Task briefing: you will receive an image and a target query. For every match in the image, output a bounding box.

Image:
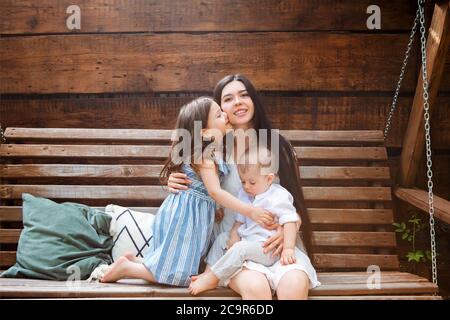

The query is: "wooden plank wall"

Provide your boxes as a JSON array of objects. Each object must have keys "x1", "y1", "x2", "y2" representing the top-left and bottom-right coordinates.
[
  {"x1": 0, "y1": 0, "x2": 448, "y2": 188},
  {"x1": 0, "y1": 1, "x2": 447, "y2": 140},
  {"x1": 0, "y1": 0, "x2": 449, "y2": 188},
  {"x1": 0, "y1": 0, "x2": 449, "y2": 292}
]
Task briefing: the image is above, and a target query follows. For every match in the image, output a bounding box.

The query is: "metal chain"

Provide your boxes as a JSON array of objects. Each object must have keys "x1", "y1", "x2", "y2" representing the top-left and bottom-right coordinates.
[
  {"x1": 418, "y1": 0, "x2": 438, "y2": 286},
  {"x1": 0, "y1": 123, "x2": 6, "y2": 144},
  {"x1": 384, "y1": 7, "x2": 420, "y2": 139}
]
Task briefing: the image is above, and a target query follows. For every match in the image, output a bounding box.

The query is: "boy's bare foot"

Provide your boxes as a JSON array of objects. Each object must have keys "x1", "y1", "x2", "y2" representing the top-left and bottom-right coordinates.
[
  {"x1": 101, "y1": 256, "x2": 131, "y2": 283},
  {"x1": 190, "y1": 275, "x2": 199, "y2": 281},
  {"x1": 188, "y1": 271, "x2": 219, "y2": 295}
]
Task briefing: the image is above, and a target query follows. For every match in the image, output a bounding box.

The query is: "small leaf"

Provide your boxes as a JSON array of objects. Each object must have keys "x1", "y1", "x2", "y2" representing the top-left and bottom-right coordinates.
[
  {"x1": 406, "y1": 251, "x2": 423, "y2": 263},
  {"x1": 402, "y1": 233, "x2": 408, "y2": 240}
]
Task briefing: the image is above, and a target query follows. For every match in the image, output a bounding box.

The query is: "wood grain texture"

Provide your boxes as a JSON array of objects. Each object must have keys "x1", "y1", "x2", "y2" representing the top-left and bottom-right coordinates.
[
  {"x1": 0, "y1": 185, "x2": 392, "y2": 202},
  {"x1": 0, "y1": 165, "x2": 391, "y2": 182},
  {"x1": 0, "y1": 144, "x2": 388, "y2": 161},
  {"x1": 398, "y1": 1, "x2": 450, "y2": 187},
  {"x1": 0, "y1": 271, "x2": 439, "y2": 298},
  {"x1": 394, "y1": 187, "x2": 450, "y2": 224},
  {"x1": 0, "y1": 0, "x2": 417, "y2": 34},
  {"x1": 2, "y1": 96, "x2": 449, "y2": 148},
  {"x1": 0, "y1": 33, "x2": 418, "y2": 93}
]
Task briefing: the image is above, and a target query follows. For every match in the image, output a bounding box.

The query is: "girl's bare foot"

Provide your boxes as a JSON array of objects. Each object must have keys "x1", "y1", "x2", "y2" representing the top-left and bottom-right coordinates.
[
  {"x1": 101, "y1": 256, "x2": 131, "y2": 283},
  {"x1": 188, "y1": 271, "x2": 219, "y2": 295},
  {"x1": 123, "y1": 251, "x2": 142, "y2": 263}
]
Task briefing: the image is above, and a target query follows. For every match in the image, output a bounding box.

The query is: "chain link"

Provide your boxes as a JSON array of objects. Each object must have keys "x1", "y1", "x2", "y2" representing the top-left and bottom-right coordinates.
[
  {"x1": 418, "y1": 0, "x2": 438, "y2": 287},
  {"x1": 384, "y1": 7, "x2": 420, "y2": 139},
  {"x1": 0, "y1": 123, "x2": 6, "y2": 144}
]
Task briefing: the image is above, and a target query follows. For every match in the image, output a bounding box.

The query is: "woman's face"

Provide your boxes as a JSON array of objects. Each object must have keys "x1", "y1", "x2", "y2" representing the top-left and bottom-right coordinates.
[{"x1": 220, "y1": 80, "x2": 255, "y2": 130}]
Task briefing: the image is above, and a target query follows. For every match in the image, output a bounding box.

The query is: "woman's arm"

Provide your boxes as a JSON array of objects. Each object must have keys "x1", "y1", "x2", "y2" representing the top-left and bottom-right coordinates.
[{"x1": 199, "y1": 164, "x2": 274, "y2": 225}]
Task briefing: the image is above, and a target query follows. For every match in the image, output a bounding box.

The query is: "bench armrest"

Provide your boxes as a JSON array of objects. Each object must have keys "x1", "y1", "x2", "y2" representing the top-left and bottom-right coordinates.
[{"x1": 394, "y1": 188, "x2": 450, "y2": 225}]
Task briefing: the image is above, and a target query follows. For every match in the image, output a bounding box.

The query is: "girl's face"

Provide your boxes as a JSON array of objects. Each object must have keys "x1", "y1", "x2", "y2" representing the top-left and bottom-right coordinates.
[
  {"x1": 204, "y1": 101, "x2": 231, "y2": 140},
  {"x1": 220, "y1": 80, "x2": 255, "y2": 130}
]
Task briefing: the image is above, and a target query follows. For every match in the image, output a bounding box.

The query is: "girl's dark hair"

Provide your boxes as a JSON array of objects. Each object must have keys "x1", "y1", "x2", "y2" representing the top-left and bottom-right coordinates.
[
  {"x1": 160, "y1": 96, "x2": 215, "y2": 183},
  {"x1": 213, "y1": 74, "x2": 312, "y2": 257}
]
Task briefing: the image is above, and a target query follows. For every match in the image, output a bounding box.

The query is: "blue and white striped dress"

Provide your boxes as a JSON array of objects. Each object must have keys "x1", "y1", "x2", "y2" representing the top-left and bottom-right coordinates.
[{"x1": 144, "y1": 161, "x2": 228, "y2": 286}]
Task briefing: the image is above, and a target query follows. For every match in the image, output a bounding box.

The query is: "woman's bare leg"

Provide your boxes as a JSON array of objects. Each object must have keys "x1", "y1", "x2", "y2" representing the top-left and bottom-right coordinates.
[
  {"x1": 276, "y1": 270, "x2": 309, "y2": 300},
  {"x1": 228, "y1": 269, "x2": 272, "y2": 300},
  {"x1": 101, "y1": 256, "x2": 155, "y2": 283}
]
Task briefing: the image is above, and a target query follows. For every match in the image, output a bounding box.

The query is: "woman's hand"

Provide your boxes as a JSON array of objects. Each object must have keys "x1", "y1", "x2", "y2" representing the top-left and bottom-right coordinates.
[
  {"x1": 167, "y1": 172, "x2": 192, "y2": 193},
  {"x1": 262, "y1": 225, "x2": 284, "y2": 258}
]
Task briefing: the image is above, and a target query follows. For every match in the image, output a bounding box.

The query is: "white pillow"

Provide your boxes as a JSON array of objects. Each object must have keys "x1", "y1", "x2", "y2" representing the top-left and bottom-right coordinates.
[{"x1": 104, "y1": 204, "x2": 155, "y2": 263}]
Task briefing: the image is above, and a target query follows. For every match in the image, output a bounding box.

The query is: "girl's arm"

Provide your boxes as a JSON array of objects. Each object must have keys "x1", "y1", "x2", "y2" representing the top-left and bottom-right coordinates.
[{"x1": 199, "y1": 164, "x2": 274, "y2": 225}]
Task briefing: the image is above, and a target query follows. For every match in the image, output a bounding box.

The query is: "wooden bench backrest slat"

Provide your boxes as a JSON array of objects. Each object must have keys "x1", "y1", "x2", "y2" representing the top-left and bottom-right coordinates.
[
  {"x1": 0, "y1": 165, "x2": 391, "y2": 181},
  {"x1": 0, "y1": 185, "x2": 392, "y2": 202},
  {"x1": 0, "y1": 207, "x2": 394, "y2": 225},
  {"x1": 1, "y1": 145, "x2": 387, "y2": 161},
  {"x1": 5, "y1": 128, "x2": 385, "y2": 145},
  {"x1": 0, "y1": 229, "x2": 397, "y2": 248}
]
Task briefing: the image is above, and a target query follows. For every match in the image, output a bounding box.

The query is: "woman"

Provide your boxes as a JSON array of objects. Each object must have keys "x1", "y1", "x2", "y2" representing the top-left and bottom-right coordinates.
[{"x1": 167, "y1": 74, "x2": 320, "y2": 299}]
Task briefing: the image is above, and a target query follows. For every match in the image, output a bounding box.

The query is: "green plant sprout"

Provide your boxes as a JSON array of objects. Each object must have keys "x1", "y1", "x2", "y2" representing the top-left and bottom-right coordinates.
[{"x1": 393, "y1": 212, "x2": 433, "y2": 263}]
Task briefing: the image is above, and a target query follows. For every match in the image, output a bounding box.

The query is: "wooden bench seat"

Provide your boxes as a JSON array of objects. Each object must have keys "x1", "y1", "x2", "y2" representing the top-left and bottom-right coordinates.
[
  {"x1": 0, "y1": 128, "x2": 441, "y2": 299},
  {"x1": 0, "y1": 272, "x2": 440, "y2": 299}
]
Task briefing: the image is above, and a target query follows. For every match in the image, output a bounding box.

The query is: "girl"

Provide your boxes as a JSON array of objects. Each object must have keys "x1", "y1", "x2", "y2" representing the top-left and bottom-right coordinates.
[
  {"x1": 167, "y1": 75, "x2": 320, "y2": 299},
  {"x1": 100, "y1": 97, "x2": 273, "y2": 286}
]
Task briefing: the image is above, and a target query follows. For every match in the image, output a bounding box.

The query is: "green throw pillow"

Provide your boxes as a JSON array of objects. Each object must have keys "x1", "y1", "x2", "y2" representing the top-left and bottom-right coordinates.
[{"x1": 1, "y1": 193, "x2": 113, "y2": 280}]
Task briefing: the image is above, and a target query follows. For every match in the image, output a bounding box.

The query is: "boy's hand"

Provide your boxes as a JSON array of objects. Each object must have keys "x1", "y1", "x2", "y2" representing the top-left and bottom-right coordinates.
[
  {"x1": 280, "y1": 248, "x2": 296, "y2": 265},
  {"x1": 215, "y1": 208, "x2": 224, "y2": 222},
  {"x1": 226, "y1": 232, "x2": 240, "y2": 249}
]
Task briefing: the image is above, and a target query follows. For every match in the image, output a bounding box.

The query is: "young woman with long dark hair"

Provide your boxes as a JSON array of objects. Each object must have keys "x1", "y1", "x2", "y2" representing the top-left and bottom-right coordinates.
[{"x1": 168, "y1": 75, "x2": 320, "y2": 299}]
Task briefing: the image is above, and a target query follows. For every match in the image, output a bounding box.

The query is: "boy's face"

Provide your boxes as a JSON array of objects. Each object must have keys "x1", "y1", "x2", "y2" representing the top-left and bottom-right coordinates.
[{"x1": 238, "y1": 165, "x2": 274, "y2": 198}]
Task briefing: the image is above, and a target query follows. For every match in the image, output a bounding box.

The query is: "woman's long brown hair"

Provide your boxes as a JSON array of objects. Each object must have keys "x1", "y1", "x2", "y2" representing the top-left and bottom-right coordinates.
[
  {"x1": 160, "y1": 96, "x2": 215, "y2": 184},
  {"x1": 213, "y1": 74, "x2": 313, "y2": 257}
]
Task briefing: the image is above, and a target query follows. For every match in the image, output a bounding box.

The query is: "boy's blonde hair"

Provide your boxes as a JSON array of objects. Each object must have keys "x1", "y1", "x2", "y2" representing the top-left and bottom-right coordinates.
[{"x1": 237, "y1": 146, "x2": 278, "y2": 176}]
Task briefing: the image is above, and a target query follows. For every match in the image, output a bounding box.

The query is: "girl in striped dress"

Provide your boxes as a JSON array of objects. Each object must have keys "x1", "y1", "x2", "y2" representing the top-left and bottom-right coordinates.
[{"x1": 101, "y1": 97, "x2": 274, "y2": 286}]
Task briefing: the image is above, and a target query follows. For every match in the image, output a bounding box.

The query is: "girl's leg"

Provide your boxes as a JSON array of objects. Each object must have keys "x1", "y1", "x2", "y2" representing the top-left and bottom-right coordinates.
[
  {"x1": 228, "y1": 269, "x2": 272, "y2": 300},
  {"x1": 276, "y1": 270, "x2": 309, "y2": 300},
  {"x1": 101, "y1": 256, "x2": 155, "y2": 283}
]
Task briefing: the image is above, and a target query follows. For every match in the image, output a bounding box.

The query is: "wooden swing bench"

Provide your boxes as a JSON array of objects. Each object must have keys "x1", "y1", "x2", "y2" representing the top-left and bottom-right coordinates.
[{"x1": 0, "y1": 127, "x2": 444, "y2": 299}]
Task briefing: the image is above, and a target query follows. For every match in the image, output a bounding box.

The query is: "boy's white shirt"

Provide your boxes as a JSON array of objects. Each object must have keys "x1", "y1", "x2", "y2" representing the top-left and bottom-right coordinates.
[{"x1": 235, "y1": 183, "x2": 299, "y2": 242}]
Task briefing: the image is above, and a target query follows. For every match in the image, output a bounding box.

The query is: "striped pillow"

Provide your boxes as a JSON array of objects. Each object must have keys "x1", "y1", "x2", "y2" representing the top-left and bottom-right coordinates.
[{"x1": 105, "y1": 205, "x2": 155, "y2": 262}]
